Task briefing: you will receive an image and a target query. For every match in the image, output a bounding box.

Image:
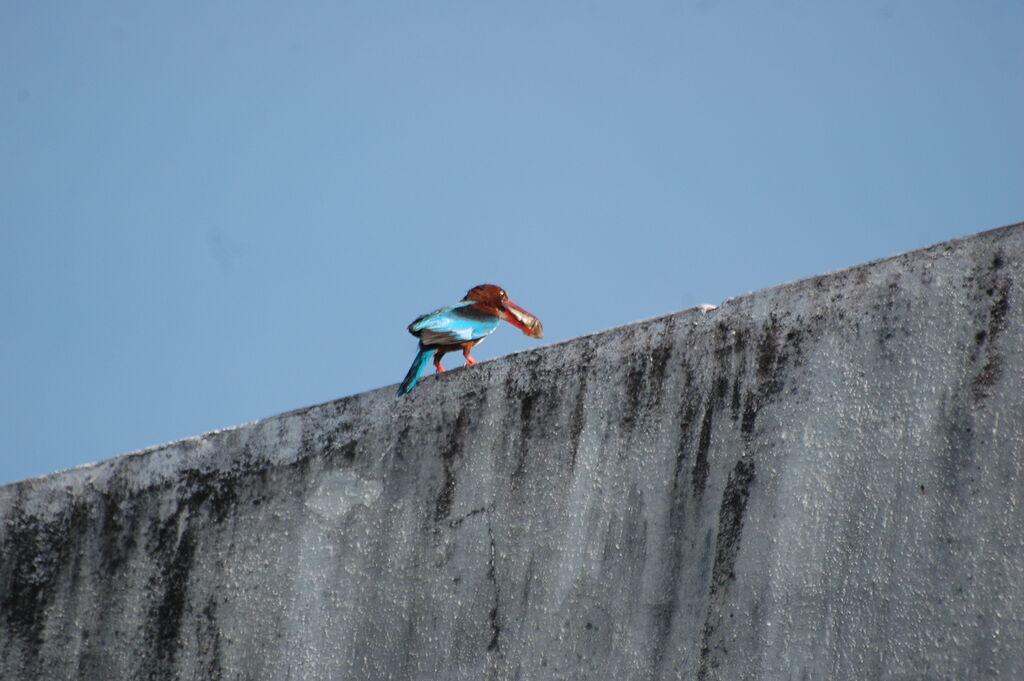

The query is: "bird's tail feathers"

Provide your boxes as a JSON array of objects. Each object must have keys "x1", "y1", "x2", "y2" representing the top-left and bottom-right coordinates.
[{"x1": 398, "y1": 346, "x2": 434, "y2": 395}]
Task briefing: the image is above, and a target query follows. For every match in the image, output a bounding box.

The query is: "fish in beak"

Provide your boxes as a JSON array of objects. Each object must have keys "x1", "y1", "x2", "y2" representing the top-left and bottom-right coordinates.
[{"x1": 501, "y1": 299, "x2": 544, "y2": 338}]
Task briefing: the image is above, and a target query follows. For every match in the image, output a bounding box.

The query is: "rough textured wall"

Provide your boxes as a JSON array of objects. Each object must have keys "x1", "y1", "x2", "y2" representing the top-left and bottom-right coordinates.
[{"x1": 2, "y1": 223, "x2": 1022, "y2": 681}]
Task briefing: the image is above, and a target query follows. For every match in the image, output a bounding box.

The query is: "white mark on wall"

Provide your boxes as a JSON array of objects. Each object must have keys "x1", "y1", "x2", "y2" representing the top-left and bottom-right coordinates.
[{"x1": 306, "y1": 470, "x2": 382, "y2": 521}]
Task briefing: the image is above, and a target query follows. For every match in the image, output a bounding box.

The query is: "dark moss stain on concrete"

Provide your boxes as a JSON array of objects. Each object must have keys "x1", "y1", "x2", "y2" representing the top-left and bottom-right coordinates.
[
  {"x1": 184, "y1": 469, "x2": 240, "y2": 524},
  {"x1": 564, "y1": 344, "x2": 596, "y2": 474},
  {"x1": 567, "y1": 379, "x2": 588, "y2": 474},
  {"x1": 97, "y1": 492, "x2": 140, "y2": 577},
  {"x1": 698, "y1": 457, "x2": 756, "y2": 681},
  {"x1": 664, "y1": 360, "x2": 703, "y2": 668},
  {"x1": 622, "y1": 340, "x2": 675, "y2": 433},
  {"x1": 505, "y1": 373, "x2": 563, "y2": 489},
  {"x1": 311, "y1": 421, "x2": 359, "y2": 467},
  {"x1": 485, "y1": 523, "x2": 502, "y2": 653},
  {"x1": 705, "y1": 372, "x2": 724, "y2": 407},
  {"x1": 304, "y1": 421, "x2": 352, "y2": 465},
  {"x1": 649, "y1": 345, "x2": 673, "y2": 402},
  {"x1": 709, "y1": 458, "x2": 756, "y2": 595},
  {"x1": 623, "y1": 363, "x2": 645, "y2": 432},
  {"x1": 337, "y1": 439, "x2": 359, "y2": 464},
  {"x1": 713, "y1": 321, "x2": 747, "y2": 364},
  {"x1": 692, "y1": 402, "x2": 714, "y2": 499},
  {"x1": 875, "y1": 273, "x2": 914, "y2": 353},
  {"x1": 673, "y1": 366, "x2": 700, "y2": 479},
  {"x1": 972, "y1": 267, "x2": 1011, "y2": 402},
  {"x1": 740, "y1": 398, "x2": 759, "y2": 440},
  {"x1": 389, "y1": 425, "x2": 413, "y2": 465},
  {"x1": 759, "y1": 317, "x2": 791, "y2": 389},
  {"x1": 198, "y1": 596, "x2": 223, "y2": 681},
  {"x1": 435, "y1": 407, "x2": 470, "y2": 522},
  {"x1": 1, "y1": 500, "x2": 88, "y2": 668},
  {"x1": 739, "y1": 317, "x2": 791, "y2": 440},
  {"x1": 0, "y1": 457, "x2": 291, "y2": 679},
  {"x1": 937, "y1": 394, "x2": 976, "y2": 506},
  {"x1": 511, "y1": 389, "x2": 539, "y2": 490},
  {"x1": 140, "y1": 467, "x2": 249, "y2": 678},
  {"x1": 149, "y1": 523, "x2": 197, "y2": 678},
  {"x1": 784, "y1": 325, "x2": 803, "y2": 354},
  {"x1": 756, "y1": 322, "x2": 780, "y2": 383},
  {"x1": 654, "y1": 453, "x2": 697, "y2": 677},
  {"x1": 730, "y1": 378, "x2": 742, "y2": 422}
]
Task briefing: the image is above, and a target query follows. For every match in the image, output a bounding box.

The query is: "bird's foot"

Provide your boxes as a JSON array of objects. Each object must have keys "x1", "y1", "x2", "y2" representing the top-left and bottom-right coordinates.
[{"x1": 464, "y1": 357, "x2": 477, "y2": 365}]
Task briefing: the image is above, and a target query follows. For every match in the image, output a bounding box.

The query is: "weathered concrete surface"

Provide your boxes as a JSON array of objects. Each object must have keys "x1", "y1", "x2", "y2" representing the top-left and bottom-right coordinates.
[{"x1": 2, "y1": 224, "x2": 1023, "y2": 681}]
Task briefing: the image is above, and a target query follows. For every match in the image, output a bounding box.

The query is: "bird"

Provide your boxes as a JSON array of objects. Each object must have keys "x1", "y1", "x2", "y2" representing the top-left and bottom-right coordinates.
[{"x1": 398, "y1": 284, "x2": 544, "y2": 394}]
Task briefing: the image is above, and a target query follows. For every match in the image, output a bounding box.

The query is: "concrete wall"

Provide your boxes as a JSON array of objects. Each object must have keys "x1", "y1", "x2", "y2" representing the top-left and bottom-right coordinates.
[{"x1": 2, "y1": 223, "x2": 1022, "y2": 681}]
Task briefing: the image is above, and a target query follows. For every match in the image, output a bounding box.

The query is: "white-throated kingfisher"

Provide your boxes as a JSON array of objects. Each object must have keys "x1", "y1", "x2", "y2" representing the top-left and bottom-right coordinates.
[{"x1": 398, "y1": 284, "x2": 544, "y2": 394}]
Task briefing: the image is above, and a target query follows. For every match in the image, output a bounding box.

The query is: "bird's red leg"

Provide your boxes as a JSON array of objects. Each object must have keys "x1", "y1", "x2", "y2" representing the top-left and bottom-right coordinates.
[
  {"x1": 461, "y1": 342, "x2": 477, "y2": 365},
  {"x1": 433, "y1": 348, "x2": 447, "y2": 373}
]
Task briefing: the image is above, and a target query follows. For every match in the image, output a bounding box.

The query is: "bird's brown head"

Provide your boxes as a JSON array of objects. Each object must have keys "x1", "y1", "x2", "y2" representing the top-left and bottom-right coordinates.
[{"x1": 464, "y1": 284, "x2": 544, "y2": 338}]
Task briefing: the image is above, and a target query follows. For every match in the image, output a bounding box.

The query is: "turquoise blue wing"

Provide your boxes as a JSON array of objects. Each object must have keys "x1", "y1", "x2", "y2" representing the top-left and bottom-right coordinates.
[{"x1": 409, "y1": 301, "x2": 500, "y2": 346}]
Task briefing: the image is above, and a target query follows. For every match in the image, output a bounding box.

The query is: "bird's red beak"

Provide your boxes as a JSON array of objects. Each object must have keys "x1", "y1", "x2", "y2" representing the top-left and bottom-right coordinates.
[{"x1": 501, "y1": 299, "x2": 544, "y2": 338}]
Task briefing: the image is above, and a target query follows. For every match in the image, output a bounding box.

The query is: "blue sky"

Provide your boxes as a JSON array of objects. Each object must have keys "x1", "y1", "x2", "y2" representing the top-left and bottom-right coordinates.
[{"x1": 2, "y1": 1, "x2": 1021, "y2": 483}]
